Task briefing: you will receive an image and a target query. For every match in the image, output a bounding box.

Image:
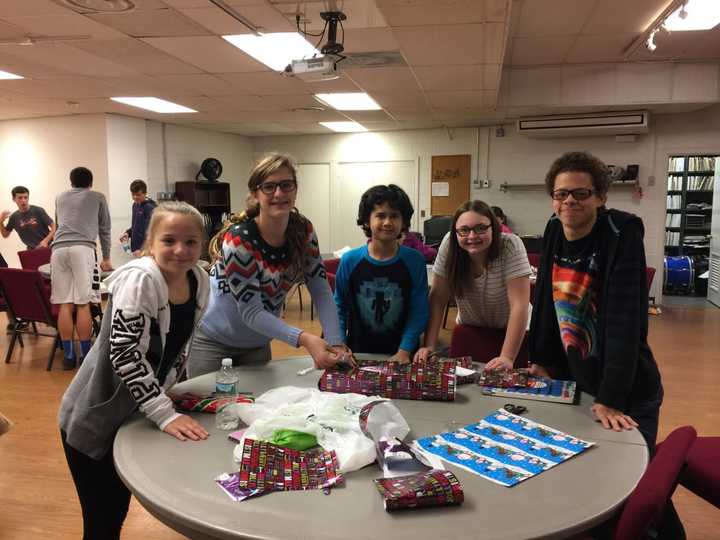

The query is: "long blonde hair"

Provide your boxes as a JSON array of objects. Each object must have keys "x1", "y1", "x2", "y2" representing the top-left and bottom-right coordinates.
[
  {"x1": 208, "y1": 153, "x2": 311, "y2": 276},
  {"x1": 140, "y1": 201, "x2": 206, "y2": 257}
]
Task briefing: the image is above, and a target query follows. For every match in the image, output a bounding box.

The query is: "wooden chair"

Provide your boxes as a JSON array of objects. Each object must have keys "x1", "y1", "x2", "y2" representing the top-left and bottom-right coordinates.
[{"x1": 0, "y1": 268, "x2": 61, "y2": 370}]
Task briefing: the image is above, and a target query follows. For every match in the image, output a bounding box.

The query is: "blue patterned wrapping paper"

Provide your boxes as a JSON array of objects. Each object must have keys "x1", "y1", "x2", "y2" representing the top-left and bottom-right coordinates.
[{"x1": 414, "y1": 408, "x2": 594, "y2": 487}]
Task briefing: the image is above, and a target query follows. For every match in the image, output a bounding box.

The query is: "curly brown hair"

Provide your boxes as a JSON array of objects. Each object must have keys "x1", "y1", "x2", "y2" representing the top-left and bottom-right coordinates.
[
  {"x1": 208, "y1": 153, "x2": 311, "y2": 276},
  {"x1": 445, "y1": 200, "x2": 502, "y2": 297},
  {"x1": 544, "y1": 151, "x2": 610, "y2": 197}
]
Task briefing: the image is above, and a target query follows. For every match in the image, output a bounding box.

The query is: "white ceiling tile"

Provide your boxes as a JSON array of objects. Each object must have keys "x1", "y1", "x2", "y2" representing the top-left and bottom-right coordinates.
[
  {"x1": 425, "y1": 90, "x2": 496, "y2": 108},
  {"x1": 372, "y1": 92, "x2": 429, "y2": 110},
  {"x1": 304, "y1": 75, "x2": 363, "y2": 94},
  {"x1": 387, "y1": 110, "x2": 432, "y2": 121},
  {"x1": 87, "y1": 9, "x2": 212, "y2": 38},
  {"x1": 0, "y1": 19, "x2": 35, "y2": 40},
  {"x1": 178, "y1": 8, "x2": 255, "y2": 35},
  {"x1": 394, "y1": 23, "x2": 506, "y2": 66},
  {"x1": 153, "y1": 74, "x2": 235, "y2": 96},
  {"x1": 343, "y1": 67, "x2": 420, "y2": 92},
  {"x1": 355, "y1": 120, "x2": 401, "y2": 131},
  {"x1": 217, "y1": 71, "x2": 313, "y2": 95},
  {"x1": 341, "y1": 110, "x2": 395, "y2": 122},
  {"x1": 0, "y1": 51, "x2": 72, "y2": 78},
  {"x1": 225, "y1": 4, "x2": 295, "y2": 33},
  {"x1": 271, "y1": 0, "x2": 387, "y2": 31},
  {"x1": 0, "y1": 0, "x2": 68, "y2": 17},
  {"x1": 0, "y1": 42, "x2": 140, "y2": 77},
  {"x1": 375, "y1": 0, "x2": 505, "y2": 26},
  {"x1": 510, "y1": 36, "x2": 576, "y2": 66},
  {"x1": 72, "y1": 39, "x2": 202, "y2": 75},
  {"x1": 583, "y1": 0, "x2": 668, "y2": 35},
  {"x1": 414, "y1": 64, "x2": 501, "y2": 91},
  {"x1": 3, "y1": 13, "x2": 127, "y2": 39},
  {"x1": 682, "y1": 30, "x2": 720, "y2": 60},
  {"x1": 142, "y1": 36, "x2": 267, "y2": 73},
  {"x1": 513, "y1": 0, "x2": 595, "y2": 37},
  {"x1": 0, "y1": 77, "x2": 119, "y2": 98},
  {"x1": 566, "y1": 34, "x2": 634, "y2": 63},
  {"x1": 341, "y1": 28, "x2": 399, "y2": 53}
]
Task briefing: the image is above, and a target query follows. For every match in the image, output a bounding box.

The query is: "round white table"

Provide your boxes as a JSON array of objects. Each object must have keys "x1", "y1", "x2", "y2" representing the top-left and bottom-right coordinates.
[{"x1": 114, "y1": 356, "x2": 648, "y2": 540}]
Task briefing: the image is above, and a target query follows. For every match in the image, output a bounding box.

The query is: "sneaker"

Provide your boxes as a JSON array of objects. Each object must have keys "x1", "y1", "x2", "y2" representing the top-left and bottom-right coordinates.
[{"x1": 63, "y1": 357, "x2": 77, "y2": 370}]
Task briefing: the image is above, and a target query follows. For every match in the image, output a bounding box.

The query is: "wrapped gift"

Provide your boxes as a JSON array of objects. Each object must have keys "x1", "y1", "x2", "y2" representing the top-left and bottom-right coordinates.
[
  {"x1": 171, "y1": 393, "x2": 253, "y2": 414},
  {"x1": 319, "y1": 358, "x2": 457, "y2": 401},
  {"x1": 477, "y1": 368, "x2": 530, "y2": 389},
  {"x1": 374, "y1": 470, "x2": 464, "y2": 511}
]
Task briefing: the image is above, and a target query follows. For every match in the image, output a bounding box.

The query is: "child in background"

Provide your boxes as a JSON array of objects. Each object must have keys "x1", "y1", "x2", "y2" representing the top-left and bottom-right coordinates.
[
  {"x1": 335, "y1": 184, "x2": 429, "y2": 363},
  {"x1": 119, "y1": 179, "x2": 157, "y2": 257},
  {"x1": 59, "y1": 201, "x2": 210, "y2": 540},
  {"x1": 492, "y1": 206, "x2": 513, "y2": 234}
]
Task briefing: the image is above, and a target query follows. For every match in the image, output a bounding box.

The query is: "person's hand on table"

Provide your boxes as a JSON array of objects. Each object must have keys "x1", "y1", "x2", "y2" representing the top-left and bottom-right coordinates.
[
  {"x1": 100, "y1": 259, "x2": 113, "y2": 272},
  {"x1": 388, "y1": 349, "x2": 411, "y2": 364},
  {"x1": 591, "y1": 403, "x2": 638, "y2": 432},
  {"x1": 529, "y1": 363, "x2": 551, "y2": 378},
  {"x1": 413, "y1": 346, "x2": 435, "y2": 362},
  {"x1": 163, "y1": 414, "x2": 209, "y2": 441},
  {"x1": 484, "y1": 355, "x2": 513, "y2": 371}
]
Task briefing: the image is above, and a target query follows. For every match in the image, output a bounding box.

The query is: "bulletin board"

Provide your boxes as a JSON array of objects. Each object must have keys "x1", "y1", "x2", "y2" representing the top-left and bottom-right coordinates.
[{"x1": 430, "y1": 155, "x2": 470, "y2": 216}]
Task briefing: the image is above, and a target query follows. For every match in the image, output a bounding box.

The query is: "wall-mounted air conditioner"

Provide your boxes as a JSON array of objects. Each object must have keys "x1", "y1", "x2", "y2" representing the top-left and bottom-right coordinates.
[{"x1": 517, "y1": 111, "x2": 649, "y2": 138}]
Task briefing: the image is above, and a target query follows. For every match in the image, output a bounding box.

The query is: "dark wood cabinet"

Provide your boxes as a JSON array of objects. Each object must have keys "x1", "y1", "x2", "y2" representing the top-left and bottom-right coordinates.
[{"x1": 175, "y1": 181, "x2": 231, "y2": 245}]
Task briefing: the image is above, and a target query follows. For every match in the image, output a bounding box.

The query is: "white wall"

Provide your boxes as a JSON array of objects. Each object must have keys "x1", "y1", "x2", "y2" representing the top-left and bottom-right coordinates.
[
  {"x1": 146, "y1": 121, "x2": 254, "y2": 213},
  {"x1": 0, "y1": 114, "x2": 108, "y2": 268},
  {"x1": 252, "y1": 106, "x2": 720, "y2": 301}
]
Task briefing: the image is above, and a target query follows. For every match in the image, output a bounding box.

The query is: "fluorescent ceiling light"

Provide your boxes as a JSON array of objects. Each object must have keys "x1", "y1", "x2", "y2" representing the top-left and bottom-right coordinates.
[
  {"x1": 315, "y1": 93, "x2": 381, "y2": 111},
  {"x1": 664, "y1": 0, "x2": 720, "y2": 31},
  {"x1": 0, "y1": 70, "x2": 23, "y2": 80},
  {"x1": 110, "y1": 97, "x2": 197, "y2": 113},
  {"x1": 222, "y1": 33, "x2": 320, "y2": 72},
  {"x1": 319, "y1": 121, "x2": 368, "y2": 133}
]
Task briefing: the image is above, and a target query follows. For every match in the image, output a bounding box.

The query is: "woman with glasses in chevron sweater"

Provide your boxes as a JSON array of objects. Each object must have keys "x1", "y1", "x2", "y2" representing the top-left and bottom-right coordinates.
[{"x1": 187, "y1": 153, "x2": 350, "y2": 377}]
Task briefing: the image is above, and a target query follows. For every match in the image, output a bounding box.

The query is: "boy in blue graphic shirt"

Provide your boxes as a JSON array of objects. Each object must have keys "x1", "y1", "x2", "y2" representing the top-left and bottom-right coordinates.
[{"x1": 334, "y1": 185, "x2": 429, "y2": 363}]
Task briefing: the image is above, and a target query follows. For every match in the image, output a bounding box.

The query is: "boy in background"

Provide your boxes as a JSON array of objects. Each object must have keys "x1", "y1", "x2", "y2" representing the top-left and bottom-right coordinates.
[
  {"x1": 52, "y1": 167, "x2": 112, "y2": 369},
  {"x1": 0, "y1": 186, "x2": 55, "y2": 249},
  {"x1": 334, "y1": 184, "x2": 429, "y2": 363},
  {"x1": 119, "y1": 179, "x2": 156, "y2": 257}
]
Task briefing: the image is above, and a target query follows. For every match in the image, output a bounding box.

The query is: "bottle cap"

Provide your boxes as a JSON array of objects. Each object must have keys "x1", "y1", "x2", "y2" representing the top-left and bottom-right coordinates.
[{"x1": 221, "y1": 357, "x2": 232, "y2": 367}]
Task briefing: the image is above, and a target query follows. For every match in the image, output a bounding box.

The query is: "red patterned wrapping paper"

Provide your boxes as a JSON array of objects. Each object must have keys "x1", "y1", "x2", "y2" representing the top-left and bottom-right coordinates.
[
  {"x1": 374, "y1": 470, "x2": 464, "y2": 511},
  {"x1": 319, "y1": 358, "x2": 457, "y2": 401},
  {"x1": 477, "y1": 368, "x2": 530, "y2": 388},
  {"x1": 237, "y1": 438, "x2": 343, "y2": 493},
  {"x1": 171, "y1": 394, "x2": 254, "y2": 413}
]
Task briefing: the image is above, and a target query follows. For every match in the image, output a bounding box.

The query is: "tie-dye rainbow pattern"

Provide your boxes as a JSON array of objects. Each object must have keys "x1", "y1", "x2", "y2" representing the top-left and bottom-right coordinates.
[{"x1": 552, "y1": 252, "x2": 599, "y2": 360}]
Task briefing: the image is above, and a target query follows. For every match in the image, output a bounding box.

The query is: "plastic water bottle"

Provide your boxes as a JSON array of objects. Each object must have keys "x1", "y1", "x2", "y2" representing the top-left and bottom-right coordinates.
[
  {"x1": 215, "y1": 358, "x2": 239, "y2": 430},
  {"x1": 121, "y1": 238, "x2": 132, "y2": 255}
]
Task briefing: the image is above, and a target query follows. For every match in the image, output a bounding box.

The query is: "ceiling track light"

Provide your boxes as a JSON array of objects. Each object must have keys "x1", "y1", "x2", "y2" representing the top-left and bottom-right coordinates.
[{"x1": 646, "y1": 28, "x2": 659, "y2": 51}]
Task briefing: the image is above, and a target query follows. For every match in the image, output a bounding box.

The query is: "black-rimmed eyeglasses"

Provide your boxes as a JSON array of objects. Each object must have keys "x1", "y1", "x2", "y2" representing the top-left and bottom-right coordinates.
[
  {"x1": 551, "y1": 188, "x2": 595, "y2": 201},
  {"x1": 256, "y1": 180, "x2": 297, "y2": 195},
  {"x1": 455, "y1": 224, "x2": 492, "y2": 237}
]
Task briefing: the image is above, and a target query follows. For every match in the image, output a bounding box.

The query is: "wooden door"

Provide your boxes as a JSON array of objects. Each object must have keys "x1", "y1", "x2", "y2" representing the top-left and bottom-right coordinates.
[{"x1": 430, "y1": 155, "x2": 470, "y2": 216}]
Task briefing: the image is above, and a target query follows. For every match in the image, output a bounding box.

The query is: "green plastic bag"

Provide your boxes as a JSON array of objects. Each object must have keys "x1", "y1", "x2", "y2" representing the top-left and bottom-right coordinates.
[{"x1": 269, "y1": 429, "x2": 318, "y2": 451}]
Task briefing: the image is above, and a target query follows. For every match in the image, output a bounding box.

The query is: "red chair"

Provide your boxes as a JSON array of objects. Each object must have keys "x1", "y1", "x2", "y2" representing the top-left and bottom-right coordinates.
[
  {"x1": 0, "y1": 268, "x2": 61, "y2": 370},
  {"x1": 678, "y1": 437, "x2": 720, "y2": 509},
  {"x1": 612, "y1": 426, "x2": 696, "y2": 540},
  {"x1": 527, "y1": 252, "x2": 541, "y2": 268},
  {"x1": 17, "y1": 247, "x2": 51, "y2": 271},
  {"x1": 449, "y1": 324, "x2": 529, "y2": 368}
]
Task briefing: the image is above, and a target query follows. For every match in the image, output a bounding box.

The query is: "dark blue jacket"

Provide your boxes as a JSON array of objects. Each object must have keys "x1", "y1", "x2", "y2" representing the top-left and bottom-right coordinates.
[{"x1": 127, "y1": 198, "x2": 157, "y2": 251}]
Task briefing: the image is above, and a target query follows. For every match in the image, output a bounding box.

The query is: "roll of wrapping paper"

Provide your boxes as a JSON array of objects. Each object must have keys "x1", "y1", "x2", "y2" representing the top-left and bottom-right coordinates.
[
  {"x1": 319, "y1": 357, "x2": 458, "y2": 401},
  {"x1": 172, "y1": 393, "x2": 254, "y2": 413},
  {"x1": 374, "y1": 470, "x2": 464, "y2": 511}
]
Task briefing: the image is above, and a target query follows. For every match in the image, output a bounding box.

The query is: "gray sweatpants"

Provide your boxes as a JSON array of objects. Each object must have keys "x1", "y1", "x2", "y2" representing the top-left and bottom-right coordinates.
[{"x1": 186, "y1": 327, "x2": 272, "y2": 378}]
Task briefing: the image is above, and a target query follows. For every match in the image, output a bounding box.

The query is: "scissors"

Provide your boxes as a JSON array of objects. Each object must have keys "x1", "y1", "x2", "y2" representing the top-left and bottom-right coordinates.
[{"x1": 504, "y1": 403, "x2": 528, "y2": 415}]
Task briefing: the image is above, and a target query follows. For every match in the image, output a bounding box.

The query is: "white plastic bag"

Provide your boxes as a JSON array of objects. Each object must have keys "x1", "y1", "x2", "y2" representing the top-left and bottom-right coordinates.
[{"x1": 234, "y1": 386, "x2": 409, "y2": 473}]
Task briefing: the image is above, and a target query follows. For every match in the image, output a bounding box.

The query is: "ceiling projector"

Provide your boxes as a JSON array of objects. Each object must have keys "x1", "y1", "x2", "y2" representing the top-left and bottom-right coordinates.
[{"x1": 284, "y1": 56, "x2": 339, "y2": 82}]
